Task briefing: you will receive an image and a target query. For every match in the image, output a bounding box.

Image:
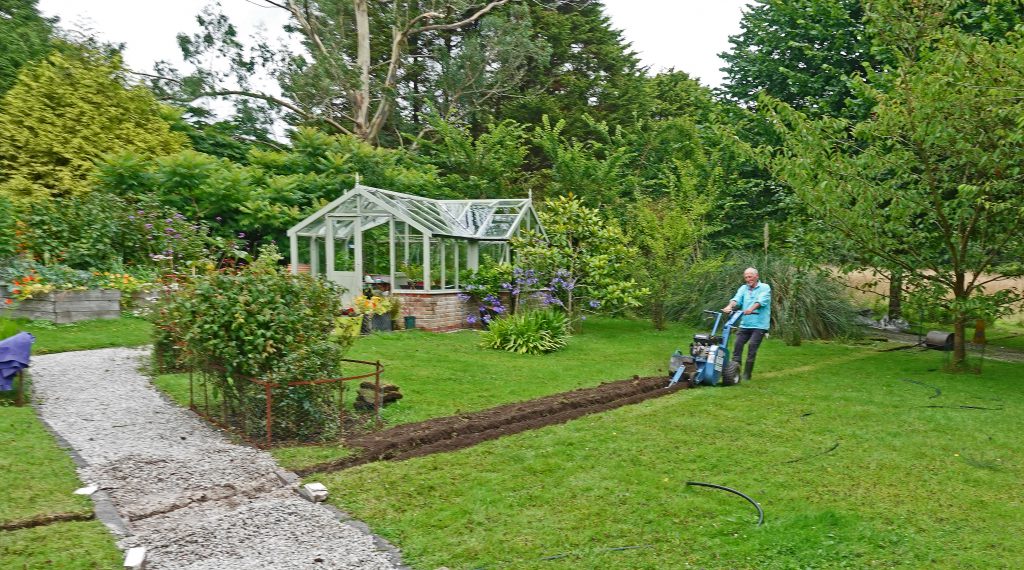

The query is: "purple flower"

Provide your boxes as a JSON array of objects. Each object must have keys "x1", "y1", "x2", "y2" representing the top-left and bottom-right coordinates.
[
  {"x1": 238, "y1": 232, "x2": 245, "y2": 238},
  {"x1": 144, "y1": 223, "x2": 153, "y2": 229},
  {"x1": 501, "y1": 282, "x2": 511, "y2": 290},
  {"x1": 128, "y1": 215, "x2": 135, "y2": 221},
  {"x1": 457, "y1": 293, "x2": 471, "y2": 302},
  {"x1": 466, "y1": 315, "x2": 478, "y2": 324},
  {"x1": 137, "y1": 210, "x2": 145, "y2": 215},
  {"x1": 492, "y1": 305, "x2": 505, "y2": 314},
  {"x1": 215, "y1": 216, "x2": 222, "y2": 222},
  {"x1": 589, "y1": 299, "x2": 601, "y2": 308}
]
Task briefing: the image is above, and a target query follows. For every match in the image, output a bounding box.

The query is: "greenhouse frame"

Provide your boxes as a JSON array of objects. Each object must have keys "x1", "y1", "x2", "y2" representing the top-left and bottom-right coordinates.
[{"x1": 287, "y1": 184, "x2": 543, "y2": 304}]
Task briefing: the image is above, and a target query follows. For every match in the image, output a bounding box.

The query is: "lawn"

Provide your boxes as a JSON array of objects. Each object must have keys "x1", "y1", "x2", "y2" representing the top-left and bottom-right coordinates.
[
  {"x1": 1, "y1": 316, "x2": 153, "y2": 354},
  {"x1": 0, "y1": 317, "x2": 146, "y2": 568},
  {"x1": 0, "y1": 404, "x2": 123, "y2": 569},
  {"x1": 154, "y1": 317, "x2": 695, "y2": 469},
  {"x1": 313, "y1": 337, "x2": 1024, "y2": 569}
]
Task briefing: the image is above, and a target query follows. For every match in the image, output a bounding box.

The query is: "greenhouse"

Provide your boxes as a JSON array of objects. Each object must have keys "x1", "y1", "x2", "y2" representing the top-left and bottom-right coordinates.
[{"x1": 287, "y1": 184, "x2": 543, "y2": 321}]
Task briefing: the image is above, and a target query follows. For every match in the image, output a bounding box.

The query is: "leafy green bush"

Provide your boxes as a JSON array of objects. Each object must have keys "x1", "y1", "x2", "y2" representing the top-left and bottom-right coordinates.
[
  {"x1": 154, "y1": 245, "x2": 349, "y2": 442},
  {"x1": 13, "y1": 192, "x2": 218, "y2": 273},
  {"x1": 667, "y1": 253, "x2": 862, "y2": 344},
  {"x1": 481, "y1": 310, "x2": 570, "y2": 355}
]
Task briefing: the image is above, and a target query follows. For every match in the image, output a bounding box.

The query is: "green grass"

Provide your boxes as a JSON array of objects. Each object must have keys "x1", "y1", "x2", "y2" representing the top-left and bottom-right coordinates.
[
  {"x1": 1, "y1": 316, "x2": 152, "y2": 354},
  {"x1": 0, "y1": 316, "x2": 147, "y2": 563},
  {"x1": 0, "y1": 403, "x2": 119, "y2": 568},
  {"x1": 314, "y1": 340, "x2": 1024, "y2": 569},
  {"x1": 154, "y1": 317, "x2": 693, "y2": 470},
  {"x1": 986, "y1": 318, "x2": 1024, "y2": 352},
  {"x1": 0, "y1": 406, "x2": 95, "y2": 524},
  {"x1": 345, "y1": 317, "x2": 691, "y2": 425},
  {"x1": 0, "y1": 521, "x2": 123, "y2": 569}
]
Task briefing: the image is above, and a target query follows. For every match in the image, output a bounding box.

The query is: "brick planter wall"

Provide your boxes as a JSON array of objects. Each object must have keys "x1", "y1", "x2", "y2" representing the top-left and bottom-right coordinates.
[
  {"x1": 1, "y1": 288, "x2": 121, "y2": 324},
  {"x1": 395, "y1": 291, "x2": 477, "y2": 332}
]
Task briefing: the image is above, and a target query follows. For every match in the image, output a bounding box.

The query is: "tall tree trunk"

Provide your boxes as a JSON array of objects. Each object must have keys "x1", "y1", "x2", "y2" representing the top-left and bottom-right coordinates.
[
  {"x1": 888, "y1": 271, "x2": 903, "y2": 320},
  {"x1": 651, "y1": 298, "x2": 666, "y2": 331},
  {"x1": 353, "y1": 0, "x2": 371, "y2": 140},
  {"x1": 952, "y1": 273, "x2": 967, "y2": 368}
]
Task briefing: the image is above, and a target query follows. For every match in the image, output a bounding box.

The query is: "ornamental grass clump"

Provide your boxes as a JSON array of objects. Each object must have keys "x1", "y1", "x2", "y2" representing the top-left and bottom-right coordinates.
[
  {"x1": 481, "y1": 310, "x2": 569, "y2": 355},
  {"x1": 154, "y1": 245, "x2": 350, "y2": 442}
]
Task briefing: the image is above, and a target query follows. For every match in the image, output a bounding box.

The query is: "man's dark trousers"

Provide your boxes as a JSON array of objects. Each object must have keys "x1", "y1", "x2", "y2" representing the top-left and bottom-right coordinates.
[{"x1": 732, "y1": 328, "x2": 767, "y2": 380}]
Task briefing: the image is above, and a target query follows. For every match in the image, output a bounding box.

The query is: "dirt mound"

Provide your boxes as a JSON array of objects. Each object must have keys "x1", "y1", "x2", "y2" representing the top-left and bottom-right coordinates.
[{"x1": 296, "y1": 375, "x2": 684, "y2": 476}]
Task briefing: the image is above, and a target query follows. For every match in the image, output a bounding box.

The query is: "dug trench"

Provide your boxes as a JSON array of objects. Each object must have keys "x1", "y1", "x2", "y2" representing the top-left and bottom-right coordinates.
[{"x1": 295, "y1": 375, "x2": 686, "y2": 476}]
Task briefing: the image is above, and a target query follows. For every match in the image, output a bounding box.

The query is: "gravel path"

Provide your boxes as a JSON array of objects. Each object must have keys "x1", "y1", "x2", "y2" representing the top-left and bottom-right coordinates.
[{"x1": 30, "y1": 347, "x2": 405, "y2": 570}]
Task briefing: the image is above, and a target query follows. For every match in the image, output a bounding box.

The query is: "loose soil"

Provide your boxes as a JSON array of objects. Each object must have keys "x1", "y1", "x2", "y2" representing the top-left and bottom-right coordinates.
[{"x1": 296, "y1": 375, "x2": 686, "y2": 476}]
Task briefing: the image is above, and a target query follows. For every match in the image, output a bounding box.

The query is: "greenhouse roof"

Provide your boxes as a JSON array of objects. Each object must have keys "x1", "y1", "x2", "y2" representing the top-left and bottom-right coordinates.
[{"x1": 287, "y1": 184, "x2": 542, "y2": 241}]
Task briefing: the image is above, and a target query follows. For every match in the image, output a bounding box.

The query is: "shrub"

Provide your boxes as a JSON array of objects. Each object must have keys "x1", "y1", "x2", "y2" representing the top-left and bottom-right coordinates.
[
  {"x1": 481, "y1": 310, "x2": 570, "y2": 354},
  {"x1": 154, "y1": 245, "x2": 348, "y2": 442},
  {"x1": 13, "y1": 192, "x2": 219, "y2": 273},
  {"x1": 667, "y1": 253, "x2": 862, "y2": 344}
]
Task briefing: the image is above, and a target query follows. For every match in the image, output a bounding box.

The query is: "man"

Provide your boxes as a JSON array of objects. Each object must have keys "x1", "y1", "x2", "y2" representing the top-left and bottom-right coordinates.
[{"x1": 722, "y1": 267, "x2": 771, "y2": 381}]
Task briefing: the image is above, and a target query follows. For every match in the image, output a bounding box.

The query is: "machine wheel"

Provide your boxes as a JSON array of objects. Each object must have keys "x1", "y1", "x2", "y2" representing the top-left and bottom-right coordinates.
[{"x1": 721, "y1": 361, "x2": 740, "y2": 386}]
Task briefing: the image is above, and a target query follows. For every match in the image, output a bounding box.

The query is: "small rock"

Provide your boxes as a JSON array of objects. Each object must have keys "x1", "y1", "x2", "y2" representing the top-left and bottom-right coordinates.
[
  {"x1": 298, "y1": 482, "x2": 328, "y2": 502},
  {"x1": 74, "y1": 484, "x2": 99, "y2": 495},
  {"x1": 123, "y1": 546, "x2": 146, "y2": 569}
]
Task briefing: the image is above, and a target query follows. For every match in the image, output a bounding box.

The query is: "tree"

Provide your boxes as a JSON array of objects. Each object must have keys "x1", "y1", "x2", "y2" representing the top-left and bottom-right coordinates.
[
  {"x1": 765, "y1": 28, "x2": 1024, "y2": 367},
  {"x1": 417, "y1": 117, "x2": 529, "y2": 198},
  {"x1": 512, "y1": 195, "x2": 645, "y2": 331},
  {"x1": 0, "y1": 47, "x2": 188, "y2": 202},
  {"x1": 94, "y1": 127, "x2": 449, "y2": 245},
  {"x1": 157, "y1": 0, "x2": 539, "y2": 146},
  {"x1": 488, "y1": 1, "x2": 649, "y2": 140},
  {"x1": 629, "y1": 187, "x2": 717, "y2": 330},
  {"x1": 720, "y1": 0, "x2": 877, "y2": 120},
  {"x1": 0, "y1": 0, "x2": 54, "y2": 96}
]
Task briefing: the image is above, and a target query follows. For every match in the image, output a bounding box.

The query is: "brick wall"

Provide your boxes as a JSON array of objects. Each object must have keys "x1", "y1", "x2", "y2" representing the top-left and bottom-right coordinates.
[{"x1": 395, "y1": 292, "x2": 477, "y2": 332}]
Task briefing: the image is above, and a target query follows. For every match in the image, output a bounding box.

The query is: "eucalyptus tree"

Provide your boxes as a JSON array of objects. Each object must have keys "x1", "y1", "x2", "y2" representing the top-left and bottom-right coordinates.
[{"x1": 152, "y1": 0, "x2": 554, "y2": 146}]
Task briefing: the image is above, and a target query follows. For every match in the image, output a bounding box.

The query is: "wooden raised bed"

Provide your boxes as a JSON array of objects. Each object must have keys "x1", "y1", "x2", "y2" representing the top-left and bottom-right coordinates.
[{"x1": 1, "y1": 287, "x2": 121, "y2": 324}]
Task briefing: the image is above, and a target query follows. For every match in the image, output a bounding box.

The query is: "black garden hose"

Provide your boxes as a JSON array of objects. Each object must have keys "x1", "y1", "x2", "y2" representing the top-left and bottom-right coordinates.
[
  {"x1": 896, "y1": 377, "x2": 942, "y2": 398},
  {"x1": 783, "y1": 442, "x2": 840, "y2": 464},
  {"x1": 685, "y1": 481, "x2": 764, "y2": 526}
]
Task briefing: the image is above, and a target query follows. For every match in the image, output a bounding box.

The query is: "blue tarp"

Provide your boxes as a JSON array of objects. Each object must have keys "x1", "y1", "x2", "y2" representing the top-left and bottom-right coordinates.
[{"x1": 0, "y1": 332, "x2": 34, "y2": 391}]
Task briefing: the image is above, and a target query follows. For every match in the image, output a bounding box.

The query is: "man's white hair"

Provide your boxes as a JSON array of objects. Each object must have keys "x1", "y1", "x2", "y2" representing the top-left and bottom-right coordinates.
[{"x1": 744, "y1": 267, "x2": 759, "y2": 277}]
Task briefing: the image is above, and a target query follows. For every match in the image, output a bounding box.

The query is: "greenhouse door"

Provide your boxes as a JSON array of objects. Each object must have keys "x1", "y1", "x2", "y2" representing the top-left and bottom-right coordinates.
[{"x1": 326, "y1": 215, "x2": 363, "y2": 306}]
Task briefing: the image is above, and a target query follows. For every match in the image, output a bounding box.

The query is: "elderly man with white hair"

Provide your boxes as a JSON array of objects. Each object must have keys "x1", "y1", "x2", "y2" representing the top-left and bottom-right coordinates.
[{"x1": 722, "y1": 267, "x2": 772, "y2": 381}]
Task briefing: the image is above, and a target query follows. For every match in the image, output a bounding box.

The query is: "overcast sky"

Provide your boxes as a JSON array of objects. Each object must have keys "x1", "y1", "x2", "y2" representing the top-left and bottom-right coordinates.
[{"x1": 37, "y1": 0, "x2": 751, "y2": 88}]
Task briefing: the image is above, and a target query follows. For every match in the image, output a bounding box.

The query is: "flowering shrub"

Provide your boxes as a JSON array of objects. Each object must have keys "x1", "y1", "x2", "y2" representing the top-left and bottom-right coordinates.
[
  {"x1": 352, "y1": 294, "x2": 394, "y2": 316},
  {"x1": 459, "y1": 263, "x2": 606, "y2": 329},
  {"x1": 154, "y1": 244, "x2": 348, "y2": 442},
  {"x1": 459, "y1": 263, "x2": 513, "y2": 326},
  {"x1": 1, "y1": 259, "x2": 91, "y2": 300},
  {"x1": 0, "y1": 258, "x2": 156, "y2": 301},
  {"x1": 92, "y1": 271, "x2": 153, "y2": 294}
]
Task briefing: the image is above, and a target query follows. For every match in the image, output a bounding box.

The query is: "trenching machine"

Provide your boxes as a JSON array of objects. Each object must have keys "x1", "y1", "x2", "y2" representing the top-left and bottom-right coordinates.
[{"x1": 668, "y1": 310, "x2": 743, "y2": 387}]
